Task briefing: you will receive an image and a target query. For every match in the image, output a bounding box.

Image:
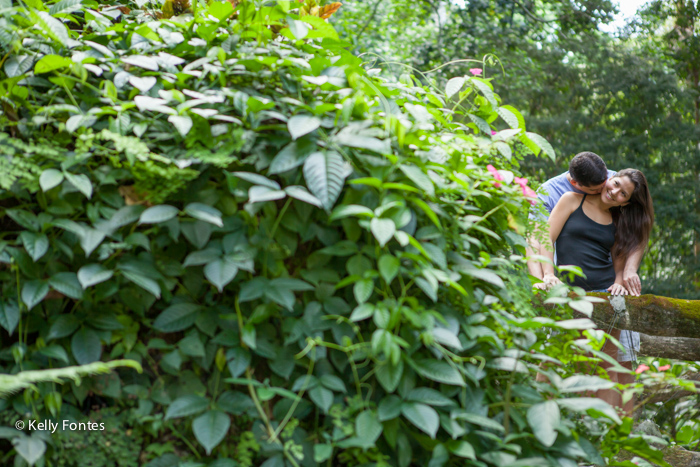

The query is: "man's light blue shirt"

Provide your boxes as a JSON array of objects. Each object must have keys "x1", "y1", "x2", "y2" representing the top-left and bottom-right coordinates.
[{"x1": 534, "y1": 169, "x2": 617, "y2": 219}]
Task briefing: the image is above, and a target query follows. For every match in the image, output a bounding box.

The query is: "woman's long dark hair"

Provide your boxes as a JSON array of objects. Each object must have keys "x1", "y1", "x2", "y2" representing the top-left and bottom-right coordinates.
[{"x1": 610, "y1": 169, "x2": 654, "y2": 260}]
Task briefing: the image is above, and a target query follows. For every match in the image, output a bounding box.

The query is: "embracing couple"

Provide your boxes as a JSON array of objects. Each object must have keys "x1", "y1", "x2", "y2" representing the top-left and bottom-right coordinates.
[{"x1": 527, "y1": 152, "x2": 654, "y2": 413}]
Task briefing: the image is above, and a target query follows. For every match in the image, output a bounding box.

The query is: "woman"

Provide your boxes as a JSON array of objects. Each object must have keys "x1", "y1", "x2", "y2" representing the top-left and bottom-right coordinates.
[{"x1": 540, "y1": 168, "x2": 654, "y2": 414}]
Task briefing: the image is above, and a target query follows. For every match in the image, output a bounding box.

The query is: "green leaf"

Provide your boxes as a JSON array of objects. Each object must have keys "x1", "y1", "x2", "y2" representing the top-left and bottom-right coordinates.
[
  {"x1": 458, "y1": 266, "x2": 505, "y2": 289},
  {"x1": 407, "y1": 387, "x2": 456, "y2": 407},
  {"x1": 355, "y1": 410, "x2": 383, "y2": 447},
  {"x1": 370, "y1": 218, "x2": 396, "y2": 247},
  {"x1": 230, "y1": 171, "x2": 280, "y2": 190},
  {"x1": 226, "y1": 347, "x2": 251, "y2": 378},
  {"x1": 559, "y1": 375, "x2": 616, "y2": 393},
  {"x1": 39, "y1": 345, "x2": 70, "y2": 364},
  {"x1": 400, "y1": 166, "x2": 435, "y2": 197},
  {"x1": 139, "y1": 205, "x2": 179, "y2": 224},
  {"x1": 71, "y1": 327, "x2": 102, "y2": 364},
  {"x1": 448, "y1": 441, "x2": 476, "y2": 459},
  {"x1": 20, "y1": 232, "x2": 49, "y2": 261},
  {"x1": 314, "y1": 444, "x2": 333, "y2": 463},
  {"x1": 185, "y1": 203, "x2": 223, "y2": 228},
  {"x1": 401, "y1": 402, "x2": 439, "y2": 439},
  {"x1": 527, "y1": 400, "x2": 560, "y2": 447},
  {"x1": 494, "y1": 141, "x2": 512, "y2": 160},
  {"x1": 378, "y1": 395, "x2": 402, "y2": 421},
  {"x1": 454, "y1": 412, "x2": 505, "y2": 432},
  {"x1": 122, "y1": 55, "x2": 159, "y2": 71},
  {"x1": 268, "y1": 140, "x2": 316, "y2": 174},
  {"x1": 569, "y1": 300, "x2": 594, "y2": 316},
  {"x1": 284, "y1": 185, "x2": 322, "y2": 208},
  {"x1": 77, "y1": 264, "x2": 114, "y2": 288},
  {"x1": 192, "y1": 410, "x2": 230, "y2": 455},
  {"x1": 287, "y1": 18, "x2": 310, "y2": 40},
  {"x1": 13, "y1": 436, "x2": 46, "y2": 466},
  {"x1": 22, "y1": 280, "x2": 49, "y2": 310},
  {"x1": 34, "y1": 55, "x2": 71, "y2": 75},
  {"x1": 7, "y1": 209, "x2": 39, "y2": 231},
  {"x1": 121, "y1": 270, "x2": 161, "y2": 298},
  {"x1": 320, "y1": 375, "x2": 346, "y2": 393},
  {"x1": 48, "y1": 272, "x2": 83, "y2": 300},
  {"x1": 497, "y1": 107, "x2": 519, "y2": 129},
  {"x1": 288, "y1": 115, "x2": 321, "y2": 140},
  {"x1": 248, "y1": 185, "x2": 286, "y2": 203},
  {"x1": 0, "y1": 301, "x2": 19, "y2": 335},
  {"x1": 47, "y1": 315, "x2": 80, "y2": 340},
  {"x1": 330, "y1": 204, "x2": 374, "y2": 221},
  {"x1": 469, "y1": 77, "x2": 497, "y2": 106},
  {"x1": 487, "y1": 357, "x2": 528, "y2": 373},
  {"x1": 525, "y1": 132, "x2": 556, "y2": 161},
  {"x1": 78, "y1": 228, "x2": 105, "y2": 257},
  {"x1": 39, "y1": 169, "x2": 64, "y2": 191},
  {"x1": 181, "y1": 221, "x2": 212, "y2": 249},
  {"x1": 353, "y1": 279, "x2": 373, "y2": 304},
  {"x1": 169, "y1": 115, "x2": 193, "y2": 136},
  {"x1": 303, "y1": 151, "x2": 349, "y2": 211},
  {"x1": 50, "y1": 0, "x2": 83, "y2": 15},
  {"x1": 204, "y1": 259, "x2": 238, "y2": 292},
  {"x1": 445, "y1": 77, "x2": 466, "y2": 99},
  {"x1": 378, "y1": 255, "x2": 400, "y2": 284},
  {"x1": 165, "y1": 395, "x2": 209, "y2": 420},
  {"x1": 308, "y1": 385, "x2": 333, "y2": 413},
  {"x1": 153, "y1": 303, "x2": 202, "y2": 332},
  {"x1": 376, "y1": 359, "x2": 403, "y2": 393},
  {"x1": 36, "y1": 10, "x2": 68, "y2": 43},
  {"x1": 413, "y1": 359, "x2": 465, "y2": 387},
  {"x1": 349, "y1": 303, "x2": 375, "y2": 322},
  {"x1": 64, "y1": 172, "x2": 93, "y2": 199},
  {"x1": 556, "y1": 398, "x2": 622, "y2": 424},
  {"x1": 467, "y1": 113, "x2": 491, "y2": 135}
]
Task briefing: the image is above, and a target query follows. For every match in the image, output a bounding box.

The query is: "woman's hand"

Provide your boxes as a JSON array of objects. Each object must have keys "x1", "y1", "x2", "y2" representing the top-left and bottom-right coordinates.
[
  {"x1": 607, "y1": 283, "x2": 629, "y2": 295},
  {"x1": 533, "y1": 274, "x2": 562, "y2": 291},
  {"x1": 543, "y1": 273, "x2": 561, "y2": 287}
]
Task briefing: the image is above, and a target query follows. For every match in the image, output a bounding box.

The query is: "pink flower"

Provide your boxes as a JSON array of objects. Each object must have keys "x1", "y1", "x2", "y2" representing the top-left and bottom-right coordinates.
[
  {"x1": 635, "y1": 364, "x2": 650, "y2": 374},
  {"x1": 513, "y1": 176, "x2": 537, "y2": 205},
  {"x1": 523, "y1": 186, "x2": 537, "y2": 205},
  {"x1": 491, "y1": 130, "x2": 497, "y2": 135},
  {"x1": 658, "y1": 364, "x2": 671, "y2": 371},
  {"x1": 469, "y1": 68, "x2": 482, "y2": 76},
  {"x1": 486, "y1": 164, "x2": 502, "y2": 187}
]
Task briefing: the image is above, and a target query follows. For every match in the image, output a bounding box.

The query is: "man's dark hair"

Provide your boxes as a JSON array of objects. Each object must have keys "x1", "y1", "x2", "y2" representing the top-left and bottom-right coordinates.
[{"x1": 569, "y1": 152, "x2": 608, "y2": 186}]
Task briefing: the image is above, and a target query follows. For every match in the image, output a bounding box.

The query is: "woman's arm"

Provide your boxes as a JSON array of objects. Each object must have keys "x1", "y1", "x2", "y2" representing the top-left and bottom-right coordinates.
[
  {"x1": 537, "y1": 193, "x2": 580, "y2": 287},
  {"x1": 608, "y1": 253, "x2": 629, "y2": 295}
]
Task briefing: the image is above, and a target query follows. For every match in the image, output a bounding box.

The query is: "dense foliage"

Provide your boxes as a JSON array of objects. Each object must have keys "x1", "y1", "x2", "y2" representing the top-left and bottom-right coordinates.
[{"x1": 0, "y1": 0, "x2": 689, "y2": 466}]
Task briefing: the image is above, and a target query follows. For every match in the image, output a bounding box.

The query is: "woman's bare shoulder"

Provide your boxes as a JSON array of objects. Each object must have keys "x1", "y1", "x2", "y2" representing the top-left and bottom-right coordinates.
[{"x1": 559, "y1": 191, "x2": 583, "y2": 205}]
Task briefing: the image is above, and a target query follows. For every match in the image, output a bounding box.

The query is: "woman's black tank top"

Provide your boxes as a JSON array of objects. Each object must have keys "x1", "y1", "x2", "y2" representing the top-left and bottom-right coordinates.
[{"x1": 556, "y1": 195, "x2": 616, "y2": 290}]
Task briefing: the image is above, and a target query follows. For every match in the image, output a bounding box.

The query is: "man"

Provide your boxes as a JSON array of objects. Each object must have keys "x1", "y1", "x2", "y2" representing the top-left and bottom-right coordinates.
[{"x1": 527, "y1": 151, "x2": 643, "y2": 295}]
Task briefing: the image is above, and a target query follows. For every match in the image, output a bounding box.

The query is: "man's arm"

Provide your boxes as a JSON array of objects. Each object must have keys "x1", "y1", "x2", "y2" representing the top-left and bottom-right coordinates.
[{"x1": 621, "y1": 247, "x2": 644, "y2": 296}]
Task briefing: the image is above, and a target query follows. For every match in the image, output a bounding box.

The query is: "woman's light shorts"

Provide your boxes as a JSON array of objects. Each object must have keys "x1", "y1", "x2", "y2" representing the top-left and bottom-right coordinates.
[
  {"x1": 589, "y1": 290, "x2": 640, "y2": 362},
  {"x1": 617, "y1": 330, "x2": 640, "y2": 362}
]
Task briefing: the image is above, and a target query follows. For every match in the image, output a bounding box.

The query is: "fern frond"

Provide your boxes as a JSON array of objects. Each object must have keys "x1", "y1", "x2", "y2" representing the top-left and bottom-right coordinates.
[{"x1": 0, "y1": 360, "x2": 142, "y2": 398}]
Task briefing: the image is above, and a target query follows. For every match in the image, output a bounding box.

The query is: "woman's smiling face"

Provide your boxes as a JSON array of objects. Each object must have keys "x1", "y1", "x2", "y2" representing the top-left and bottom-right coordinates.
[{"x1": 601, "y1": 175, "x2": 635, "y2": 206}]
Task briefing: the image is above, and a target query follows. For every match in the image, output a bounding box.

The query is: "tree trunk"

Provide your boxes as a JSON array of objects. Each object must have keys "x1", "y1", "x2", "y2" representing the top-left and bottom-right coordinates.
[
  {"x1": 587, "y1": 293, "x2": 700, "y2": 339},
  {"x1": 638, "y1": 334, "x2": 700, "y2": 361}
]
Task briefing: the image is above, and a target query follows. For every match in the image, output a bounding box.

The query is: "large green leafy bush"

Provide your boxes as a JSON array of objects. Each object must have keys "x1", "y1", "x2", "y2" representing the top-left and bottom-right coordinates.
[{"x1": 0, "y1": 0, "x2": 661, "y2": 466}]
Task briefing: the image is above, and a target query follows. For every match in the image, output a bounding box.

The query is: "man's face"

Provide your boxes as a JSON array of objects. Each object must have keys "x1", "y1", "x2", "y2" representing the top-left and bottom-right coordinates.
[{"x1": 572, "y1": 180, "x2": 606, "y2": 195}]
